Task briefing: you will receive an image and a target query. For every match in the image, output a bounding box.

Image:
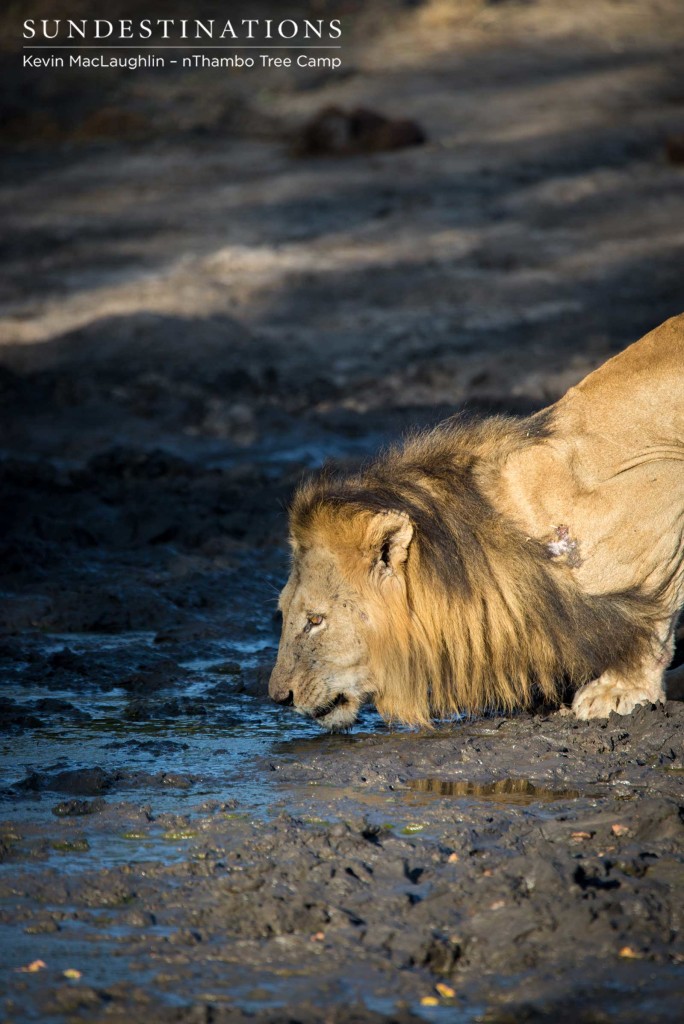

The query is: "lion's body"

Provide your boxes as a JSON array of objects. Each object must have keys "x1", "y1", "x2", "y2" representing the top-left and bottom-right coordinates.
[
  {"x1": 270, "y1": 315, "x2": 684, "y2": 730},
  {"x1": 493, "y1": 314, "x2": 684, "y2": 600}
]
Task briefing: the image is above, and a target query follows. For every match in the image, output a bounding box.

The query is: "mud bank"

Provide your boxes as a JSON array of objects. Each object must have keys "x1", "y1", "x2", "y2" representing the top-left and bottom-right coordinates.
[{"x1": 1, "y1": 704, "x2": 683, "y2": 1023}]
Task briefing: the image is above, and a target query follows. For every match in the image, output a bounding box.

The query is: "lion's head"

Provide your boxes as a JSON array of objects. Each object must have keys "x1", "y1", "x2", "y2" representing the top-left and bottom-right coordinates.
[{"x1": 269, "y1": 504, "x2": 414, "y2": 731}]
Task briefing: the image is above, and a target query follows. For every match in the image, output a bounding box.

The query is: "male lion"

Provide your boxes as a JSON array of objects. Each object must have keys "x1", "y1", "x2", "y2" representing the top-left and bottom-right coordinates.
[{"x1": 270, "y1": 315, "x2": 684, "y2": 731}]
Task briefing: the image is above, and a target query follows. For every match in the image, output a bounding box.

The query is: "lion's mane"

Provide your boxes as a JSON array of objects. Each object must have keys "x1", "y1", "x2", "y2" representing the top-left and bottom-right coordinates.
[{"x1": 291, "y1": 413, "x2": 660, "y2": 726}]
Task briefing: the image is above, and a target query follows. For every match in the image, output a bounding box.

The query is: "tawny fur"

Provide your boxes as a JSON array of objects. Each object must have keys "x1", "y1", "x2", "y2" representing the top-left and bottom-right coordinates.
[
  {"x1": 290, "y1": 418, "x2": 660, "y2": 725},
  {"x1": 271, "y1": 314, "x2": 684, "y2": 727}
]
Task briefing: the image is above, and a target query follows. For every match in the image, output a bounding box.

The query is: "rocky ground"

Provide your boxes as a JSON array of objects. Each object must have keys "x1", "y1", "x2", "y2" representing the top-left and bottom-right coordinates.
[{"x1": 1, "y1": 1, "x2": 683, "y2": 1021}]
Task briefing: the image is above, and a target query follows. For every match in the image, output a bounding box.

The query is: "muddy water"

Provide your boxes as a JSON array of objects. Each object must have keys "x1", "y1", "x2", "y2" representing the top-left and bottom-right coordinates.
[
  {"x1": 1, "y1": 628, "x2": 393, "y2": 844},
  {"x1": 0, "y1": 426, "x2": 395, "y2": 850}
]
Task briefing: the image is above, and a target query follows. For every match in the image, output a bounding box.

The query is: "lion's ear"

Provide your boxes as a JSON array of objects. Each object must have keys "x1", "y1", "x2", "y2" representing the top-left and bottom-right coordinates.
[{"x1": 368, "y1": 511, "x2": 413, "y2": 574}]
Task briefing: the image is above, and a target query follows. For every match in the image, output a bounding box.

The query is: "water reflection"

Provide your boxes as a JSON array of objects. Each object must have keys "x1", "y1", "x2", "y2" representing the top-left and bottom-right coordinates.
[{"x1": 408, "y1": 777, "x2": 580, "y2": 805}]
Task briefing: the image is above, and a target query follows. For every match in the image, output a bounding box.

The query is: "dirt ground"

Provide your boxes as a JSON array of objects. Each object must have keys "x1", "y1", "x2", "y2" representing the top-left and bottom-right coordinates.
[{"x1": 1, "y1": 1, "x2": 683, "y2": 1021}]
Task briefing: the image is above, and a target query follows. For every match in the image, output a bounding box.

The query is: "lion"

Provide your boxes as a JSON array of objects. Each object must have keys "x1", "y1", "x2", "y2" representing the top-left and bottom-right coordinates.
[{"x1": 269, "y1": 314, "x2": 684, "y2": 731}]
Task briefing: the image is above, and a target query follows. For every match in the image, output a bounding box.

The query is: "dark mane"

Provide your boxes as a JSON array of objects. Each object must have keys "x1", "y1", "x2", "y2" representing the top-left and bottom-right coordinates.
[{"x1": 291, "y1": 413, "x2": 659, "y2": 720}]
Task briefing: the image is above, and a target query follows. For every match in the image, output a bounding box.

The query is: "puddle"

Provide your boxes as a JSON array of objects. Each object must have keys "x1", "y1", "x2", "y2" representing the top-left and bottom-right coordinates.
[
  {"x1": 407, "y1": 778, "x2": 581, "y2": 805},
  {"x1": 0, "y1": 628, "x2": 391, "y2": 871},
  {"x1": 271, "y1": 775, "x2": 585, "y2": 838}
]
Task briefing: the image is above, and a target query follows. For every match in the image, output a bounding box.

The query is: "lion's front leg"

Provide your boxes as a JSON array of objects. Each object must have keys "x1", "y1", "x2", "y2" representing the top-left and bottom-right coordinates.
[
  {"x1": 572, "y1": 618, "x2": 676, "y2": 720},
  {"x1": 571, "y1": 668, "x2": 666, "y2": 720}
]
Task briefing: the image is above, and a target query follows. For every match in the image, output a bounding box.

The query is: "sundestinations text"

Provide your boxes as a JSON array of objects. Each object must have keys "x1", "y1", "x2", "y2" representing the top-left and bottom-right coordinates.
[{"x1": 23, "y1": 18, "x2": 342, "y2": 42}]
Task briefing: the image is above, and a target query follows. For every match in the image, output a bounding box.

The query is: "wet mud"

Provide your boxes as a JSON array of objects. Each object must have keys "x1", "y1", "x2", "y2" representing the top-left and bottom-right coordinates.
[{"x1": 1, "y1": 1, "x2": 684, "y2": 1021}]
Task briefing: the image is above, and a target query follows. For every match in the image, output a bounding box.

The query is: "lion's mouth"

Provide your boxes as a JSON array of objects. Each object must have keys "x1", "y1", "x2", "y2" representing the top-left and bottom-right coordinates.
[{"x1": 311, "y1": 692, "x2": 349, "y2": 720}]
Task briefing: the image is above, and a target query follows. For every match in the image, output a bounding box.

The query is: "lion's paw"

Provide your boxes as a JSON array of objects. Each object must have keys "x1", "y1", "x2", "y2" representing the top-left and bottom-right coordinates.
[{"x1": 572, "y1": 676, "x2": 664, "y2": 721}]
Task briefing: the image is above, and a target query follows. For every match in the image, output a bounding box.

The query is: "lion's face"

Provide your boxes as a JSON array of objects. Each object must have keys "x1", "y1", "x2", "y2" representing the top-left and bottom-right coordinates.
[
  {"x1": 269, "y1": 510, "x2": 414, "y2": 731},
  {"x1": 269, "y1": 546, "x2": 373, "y2": 731}
]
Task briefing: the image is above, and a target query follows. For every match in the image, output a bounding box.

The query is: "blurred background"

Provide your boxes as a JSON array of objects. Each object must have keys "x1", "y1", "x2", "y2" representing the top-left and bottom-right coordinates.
[{"x1": 2, "y1": 0, "x2": 684, "y2": 455}]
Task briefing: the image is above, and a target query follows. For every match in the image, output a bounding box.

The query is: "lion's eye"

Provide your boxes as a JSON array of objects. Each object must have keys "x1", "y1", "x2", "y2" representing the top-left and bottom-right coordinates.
[{"x1": 304, "y1": 613, "x2": 324, "y2": 633}]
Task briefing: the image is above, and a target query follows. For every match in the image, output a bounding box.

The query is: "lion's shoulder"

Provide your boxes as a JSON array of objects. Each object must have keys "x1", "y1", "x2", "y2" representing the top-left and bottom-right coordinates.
[{"x1": 494, "y1": 316, "x2": 684, "y2": 599}]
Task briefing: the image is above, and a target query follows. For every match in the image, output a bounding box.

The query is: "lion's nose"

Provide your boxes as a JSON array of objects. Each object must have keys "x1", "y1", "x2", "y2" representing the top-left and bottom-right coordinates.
[
  {"x1": 269, "y1": 664, "x2": 295, "y2": 706},
  {"x1": 273, "y1": 690, "x2": 294, "y2": 707}
]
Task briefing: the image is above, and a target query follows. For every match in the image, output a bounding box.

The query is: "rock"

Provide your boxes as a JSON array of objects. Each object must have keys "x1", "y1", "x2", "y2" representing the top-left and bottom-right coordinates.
[{"x1": 292, "y1": 106, "x2": 426, "y2": 157}]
